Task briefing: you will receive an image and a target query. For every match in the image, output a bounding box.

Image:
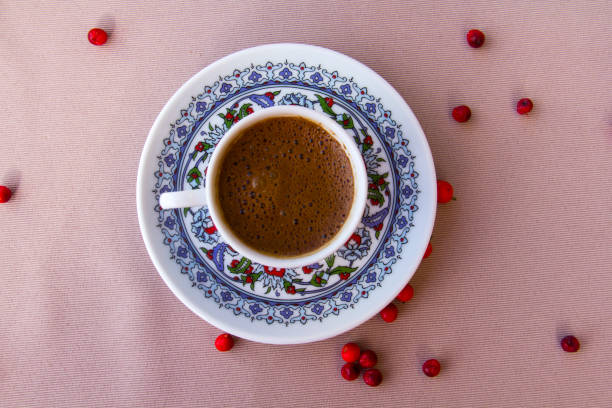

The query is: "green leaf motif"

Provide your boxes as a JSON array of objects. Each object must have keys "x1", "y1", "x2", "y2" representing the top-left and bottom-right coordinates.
[
  {"x1": 325, "y1": 254, "x2": 335, "y2": 268},
  {"x1": 315, "y1": 94, "x2": 336, "y2": 116},
  {"x1": 265, "y1": 287, "x2": 272, "y2": 294},
  {"x1": 375, "y1": 230, "x2": 380, "y2": 239},
  {"x1": 309, "y1": 273, "x2": 327, "y2": 287},
  {"x1": 368, "y1": 189, "x2": 385, "y2": 205},
  {"x1": 208, "y1": 123, "x2": 214, "y2": 131},
  {"x1": 376, "y1": 158, "x2": 386, "y2": 162},
  {"x1": 329, "y1": 266, "x2": 358, "y2": 275},
  {"x1": 183, "y1": 207, "x2": 190, "y2": 216},
  {"x1": 339, "y1": 114, "x2": 354, "y2": 129},
  {"x1": 228, "y1": 257, "x2": 252, "y2": 274},
  {"x1": 238, "y1": 103, "x2": 253, "y2": 119}
]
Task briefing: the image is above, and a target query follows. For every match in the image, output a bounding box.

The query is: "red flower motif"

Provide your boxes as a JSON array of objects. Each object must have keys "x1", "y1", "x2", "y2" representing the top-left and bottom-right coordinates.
[
  {"x1": 364, "y1": 136, "x2": 373, "y2": 145},
  {"x1": 245, "y1": 266, "x2": 253, "y2": 274},
  {"x1": 264, "y1": 266, "x2": 285, "y2": 277},
  {"x1": 339, "y1": 273, "x2": 350, "y2": 280},
  {"x1": 302, "y1": 266, "x2": 314, "y2": 274},
  {"x1": 233, "y1": 116, "x2": 239, "y2": 123},
  {"x1": 378, "y1": 178, "x2": 385, "y2": 185},
  {"x1": 265, "y1": 92, "x2": 275, "y2": 100},
  {"x1": 245, "y1": 276, "x2": 253, "y2": 283},
  {"x1": 368, "y1": 183, "x2": 377, "y2": 190},
  {"x1": 370, "y1": 199, "x2": 379, "y2": 206},
  {"x1": 230, "y1": 260, "x2": 239, "y2": 268},
  {"x1": 374, "y1": 223, "x2": 383, "y2": 231},
  {"x1": 315, "y1": 276, "x2": 322, "y2": 284},
  {"x1": 204, "y1": 225, "x2": 217, "y2": 235},
  {"x1": 325, "y1": 97, "x2": 334, "y2": 107},
  {"x1": 247, "y1": 107, "x2": 254, "y2": 114},
  {"x1": 195, "y1": 142, "x2": 205, "y2": 152},
  {"x1": 345, "y1": 233, "x2": 362, "y2": 247},
  {"x1": 286, "y1": 286, "x2": 296, "y2": 294},
  {"x1": 206, "y1": 249, "x2": 214, "y2": 259},
  {"x1": 225, "y1": 112, "x2": 233, "y2": 120}
]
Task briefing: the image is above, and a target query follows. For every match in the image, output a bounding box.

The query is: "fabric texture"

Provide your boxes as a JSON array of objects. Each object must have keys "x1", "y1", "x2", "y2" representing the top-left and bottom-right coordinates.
[{"x1": 1, "y1": 1, "x2": 611, "y2": 407}]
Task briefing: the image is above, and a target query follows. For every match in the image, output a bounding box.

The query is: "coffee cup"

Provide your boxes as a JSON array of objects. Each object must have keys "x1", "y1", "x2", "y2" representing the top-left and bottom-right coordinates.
[{"x1": 160, "y1": 106, "x2": 367, "y2": 268}]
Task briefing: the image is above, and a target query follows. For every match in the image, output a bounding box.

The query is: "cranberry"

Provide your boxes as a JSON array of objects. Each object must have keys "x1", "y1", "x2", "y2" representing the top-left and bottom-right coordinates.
[
  {"x1": 380, "y1": 303, "x2": 398, "y2": 323},
  {"x1": 437, "y1": 180, "x2": 454, "y2": 203},
  {"x1": 422, "y1": 359, "x2": 441, "y2": 377},
  {"x1": 423, "y1": 242, "x2": 433, "y2": 259},
  {"x1": 359, "y1": 350, "x2": 378, "y2": 368},
  {"x1": 561, "y1": 335, "x2": 580, "y2": 352},
  {"x1": 396, "y1": 283, "x2": 414, "y2": 303},
  {"x1": 87, "y1": 28, "x2": 108, "y2": 46},
  {"x1": 466, "y1": 29, "x2": 485, "y2": 48},
  {"x1": 214, "y1": 333, "x2": 234, "y2": 352},
  {"x1": 516, "y1": 98, "x2": 533, "y2": 115},
  {"x1": 341, "y1": 342, "x2": 361, "y2": 363},
  {"x1": 340, "y1": 362, "x2": 360, "y2": 381},
  {"x1": 363, "y1": 368, "x2": 383, "y2": 387},
  {"x1": 0, "y1": 186, "x2": 12, "y2": 203},
  {"x1": 452, "y1": 105, "x2": 471, "y2": 122}
]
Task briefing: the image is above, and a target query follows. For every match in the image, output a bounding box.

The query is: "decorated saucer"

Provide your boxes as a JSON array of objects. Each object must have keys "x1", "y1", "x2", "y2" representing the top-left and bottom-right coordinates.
[{"x1": 136, "y1": 43, "x2": 436, "y2": 344}]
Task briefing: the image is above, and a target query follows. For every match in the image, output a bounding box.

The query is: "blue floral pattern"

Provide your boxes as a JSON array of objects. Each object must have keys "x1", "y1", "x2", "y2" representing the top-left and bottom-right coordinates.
[{"x1": 152, "y1": 60, "x2": 422, "y2": 325}]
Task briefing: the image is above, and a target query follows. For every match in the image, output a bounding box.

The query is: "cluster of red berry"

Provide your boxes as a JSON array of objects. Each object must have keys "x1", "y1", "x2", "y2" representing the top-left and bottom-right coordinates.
[
  {"x1": 340, "y1": 343, "x2": 383, "y2": 386},
  {"x1": 453, "y1": 29, "x2": 533, "y2": 122}
]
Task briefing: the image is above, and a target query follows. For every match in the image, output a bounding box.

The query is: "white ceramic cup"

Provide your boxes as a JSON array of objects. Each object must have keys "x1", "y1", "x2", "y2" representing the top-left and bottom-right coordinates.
[{"x1": 159, "y1": 106, "x2": 367, "y2": 268}]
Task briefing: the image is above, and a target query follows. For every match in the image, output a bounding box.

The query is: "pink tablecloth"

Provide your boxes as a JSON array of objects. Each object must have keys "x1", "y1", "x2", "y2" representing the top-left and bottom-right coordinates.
[{"x1": 2, "y1": 1, "x2": 611, "y2": 407}]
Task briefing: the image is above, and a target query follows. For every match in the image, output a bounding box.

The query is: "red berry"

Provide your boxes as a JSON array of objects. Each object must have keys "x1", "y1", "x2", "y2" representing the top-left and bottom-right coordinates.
[
  {"x1": 363, "y1": 368, "x2": 383, "y2": 387},
  {"x1": 359, "y1": 350, "x2": 378, "y2": 368},
  {"x1": 423, "y1": 242, "x2": 433, "y2": 259},
  {"x1": 340, "y1": 362, "x2": 360, "y2": 381},
  {"x1": 396, "y1": 283, "x2": 414, "y2": 302},
  {"x1": 0, "y1": 186, "x2": 12, "y2": 203},
  {"x1": 380, "y1": 303, "x2": 398, "y2": 323},
  {"x1": 341, "y1": 342, "x2": 361, "y2": 363},
  {"x1": 214, "y1": 333, "x2": 234, "y2": 352},
  {"x1": 87, "y1": 28, "x2": 108, "y2": 46},
  {"x1": 452, "y1": 105, "x2": 471, "y2": 122},
  {"x1": 561, "y1": 335, "x2": 580, "y2": 352},
  {"x1": 437, "y1": 180, "x2": 454, "y2": 203},
  {"x1": 466, "y1": 29, "x2": 485, "y2": 48},
  {"x1": 422, "y1": 359, "x2": 441, "y2": 377},
  {"x1": 517, "y1": 98, "x2": 533, "y2": 115}
]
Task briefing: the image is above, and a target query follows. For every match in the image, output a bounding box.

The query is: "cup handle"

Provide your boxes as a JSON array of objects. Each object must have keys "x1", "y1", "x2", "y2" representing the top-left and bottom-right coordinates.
[{"x1": 160, "y1": 189, "x2": 207, "y2": 209}]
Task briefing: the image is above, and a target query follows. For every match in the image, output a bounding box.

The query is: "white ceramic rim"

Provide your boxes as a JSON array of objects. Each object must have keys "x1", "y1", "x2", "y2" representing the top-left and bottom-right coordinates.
[
  {"x1": 136, "y1": 43, "x2": 436, "y2": 344},
  {"x1": 204, "y1": 105, "x2": 367, "y2": 268}
]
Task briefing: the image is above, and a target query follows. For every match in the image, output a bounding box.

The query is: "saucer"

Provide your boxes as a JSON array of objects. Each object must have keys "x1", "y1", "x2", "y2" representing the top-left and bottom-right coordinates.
[{"x1": 136, "y1": 44, "x2": 436, "y2": 344}]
